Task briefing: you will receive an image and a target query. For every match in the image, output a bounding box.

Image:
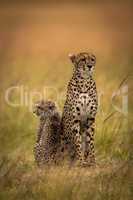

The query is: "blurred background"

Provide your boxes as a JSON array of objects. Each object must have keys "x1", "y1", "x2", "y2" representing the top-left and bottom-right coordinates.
[{"x1": 0, "y1": 1, "x2": 132, "y2": 199}]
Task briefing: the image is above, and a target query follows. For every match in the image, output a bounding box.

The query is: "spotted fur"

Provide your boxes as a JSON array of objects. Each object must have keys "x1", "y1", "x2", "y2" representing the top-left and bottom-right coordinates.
[
  {"x1": 33, "y1": 100, "x2": 61, "y2": 166},
  {"x1": 62, "y1": 52, "x2": 98, "y2": 166}
]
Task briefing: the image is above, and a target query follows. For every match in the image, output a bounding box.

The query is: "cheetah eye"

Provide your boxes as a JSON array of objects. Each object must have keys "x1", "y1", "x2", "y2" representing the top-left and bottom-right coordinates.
[
  {"x1": 91, "y1": 58, "x2": 95, "y2": 62},
  {"x1": 81, "y1": 58, "x2": 86, "y2": 62},
  {"x1": 37, "y1": 106, "x2": 43, "y2": 110},
  {"x1": 49, "y1": 106, "x2": 54, "y2": 110}
]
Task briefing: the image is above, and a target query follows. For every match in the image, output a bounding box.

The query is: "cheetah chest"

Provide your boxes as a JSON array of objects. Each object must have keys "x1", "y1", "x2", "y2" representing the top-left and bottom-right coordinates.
[{"x1": 74, "y1": 93, "x2": 97, "y2": 122}]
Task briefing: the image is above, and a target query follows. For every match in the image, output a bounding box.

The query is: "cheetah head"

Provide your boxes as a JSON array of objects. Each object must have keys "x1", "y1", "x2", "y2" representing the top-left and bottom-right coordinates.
[
  {"x1": 69, "y1": 52, "x2": 96, "y2": 77},
  {"x1": 33, "y1": 100, "x2": 56, "y2": 120}
]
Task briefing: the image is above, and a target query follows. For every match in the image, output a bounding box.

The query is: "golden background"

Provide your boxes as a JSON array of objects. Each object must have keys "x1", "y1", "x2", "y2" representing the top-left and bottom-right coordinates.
[{"x1": 0, "y1": 1, "x2": 132, "y2": 200}]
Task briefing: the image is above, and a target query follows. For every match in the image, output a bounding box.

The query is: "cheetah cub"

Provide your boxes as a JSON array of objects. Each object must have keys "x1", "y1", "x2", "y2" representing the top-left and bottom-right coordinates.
[
  {"x1": 62, "y1": 52, "x2": 98, "y2": 167},
  {"x1": 33, "y1": 100, "x2": 61, "y2": 166}
]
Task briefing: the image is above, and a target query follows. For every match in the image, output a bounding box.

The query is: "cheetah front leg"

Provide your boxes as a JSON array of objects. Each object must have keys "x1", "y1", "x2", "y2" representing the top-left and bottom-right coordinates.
[
  {"x1": 71, "y1": 120, "x2": 83, "y2": 165},
  {"x1": 83, "y1": 118, "x2": 96, "y2": 166}
]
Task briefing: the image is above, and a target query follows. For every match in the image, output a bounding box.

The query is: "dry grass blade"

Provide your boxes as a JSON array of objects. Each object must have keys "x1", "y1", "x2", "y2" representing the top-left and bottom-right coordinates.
[
  {"x1": 112, "y1": 74, "x2": 130, "y2": 102},
  {"x1": 103, "y1": 111, "x2": 117, "y2": 123}
]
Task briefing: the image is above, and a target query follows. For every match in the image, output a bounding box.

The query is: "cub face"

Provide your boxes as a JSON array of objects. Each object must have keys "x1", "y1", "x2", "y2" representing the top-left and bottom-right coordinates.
[
  {"x1": 33, "y1": 100, "x2": 56, "y2": 120},
  {"x1": 69, "y1": 52, "x2": 96, "y2": 77}
]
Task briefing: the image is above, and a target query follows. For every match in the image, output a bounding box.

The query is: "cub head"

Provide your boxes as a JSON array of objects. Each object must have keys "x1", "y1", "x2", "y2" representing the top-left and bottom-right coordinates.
[
  {"x1": 69, "y1": 52, "x2": 96, "y2": 77},
  {"x1": 33, "y1": 100, "x2": 56, "y2": 120}
]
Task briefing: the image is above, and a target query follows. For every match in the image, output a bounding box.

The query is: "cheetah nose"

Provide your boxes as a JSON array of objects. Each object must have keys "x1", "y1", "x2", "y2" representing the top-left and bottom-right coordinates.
[{"x1": 87, "y1": 65, "x2": 92, "y2": 69}]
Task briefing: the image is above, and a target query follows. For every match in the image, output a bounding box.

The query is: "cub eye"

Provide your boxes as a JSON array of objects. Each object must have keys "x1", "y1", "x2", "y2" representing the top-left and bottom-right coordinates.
[
  {"x1": 81, "y1": 58, "x2": 86, "y2": 62},
  {"x1": 49, "y1": 106, "x2": 54, "y2": 110},
  {"x1": 37, "y1": 106, "x2": 42, "y2": 109},
  {"x1": 91, "y1": 58, "x2": 95, "y2": 62}
]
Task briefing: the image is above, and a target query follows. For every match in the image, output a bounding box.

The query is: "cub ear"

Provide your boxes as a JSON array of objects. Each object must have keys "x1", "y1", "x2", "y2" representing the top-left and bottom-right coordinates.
[{"x1": 68, "y1": 53, "x2": 76, "y2": 63}]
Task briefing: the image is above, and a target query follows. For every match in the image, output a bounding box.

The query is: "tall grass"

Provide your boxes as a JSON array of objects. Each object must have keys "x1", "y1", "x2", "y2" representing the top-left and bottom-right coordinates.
[{"x1": 0, "y1": 60, "x2": 132, "y2": 200}]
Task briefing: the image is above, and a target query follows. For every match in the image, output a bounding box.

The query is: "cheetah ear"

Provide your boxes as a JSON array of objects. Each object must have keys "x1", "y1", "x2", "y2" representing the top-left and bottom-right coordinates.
[{"x1": 68, "y1": 53, "x2": 76, "y2": 63}]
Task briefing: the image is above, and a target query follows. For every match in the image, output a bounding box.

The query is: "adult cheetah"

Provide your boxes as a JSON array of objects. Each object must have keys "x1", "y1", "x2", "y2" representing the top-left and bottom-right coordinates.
[
  {"x1": 62, "y1": 52, "x2": 98, "y2": 166},
  {"x1": 33, "y1": 100, "x2": 61, "y2": 166}
]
